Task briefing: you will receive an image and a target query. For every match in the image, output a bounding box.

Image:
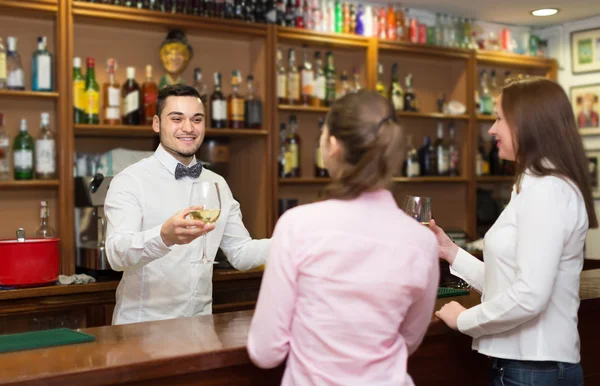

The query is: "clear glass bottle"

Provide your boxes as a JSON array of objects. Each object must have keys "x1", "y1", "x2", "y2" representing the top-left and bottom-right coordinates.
[
  {"x1": 6, "y1": 37, "x2": 25, "y2": 91},
  {"x1": 244, "y1": 74, "x2": 263, "y2": 129},
  {"x1": 404, "y1": 134, "x2": 420, "y2": 177},
  {"x1": 102, "y1": 58, "x2": 121, "y2": 125},
  {"x1": 276, "y1": 47, "x2": 287, "y2": 104},
  {"x1": 35, "y1": 112, "x2": 57, "y2": 180},
  {"x1": 311, "y1": 51, "x2": 325, "y2": 107},
  {"x1": 287, "y1": 48, "x2": 300, "y2": 105},
  {"x1": 0, "y1": 38, "x2": 7, "y2": 89},
  {"x1": 389, "y1": 62, "x2": 404, "y2": 111},
  {"x1": 324, "y1": 51, "x2": 336, "y2": 107},
  {"x1": 31, "y1": 36, "x2": 53, "y2": 92},
  {"x1": 210, "y1": 72, "x2": 227, "y2": 128},
  {"x1": 403, "y1": 73, "x2": 417, "y2": 112},
  {"x1": 284, "y1": 115, "x2": 301, "y2": 177},
  {"x1": 314, "y1": 117, "x2": 329, "y2": 178},
  {"x1": 300, "y1": 44, "x2": 314, "y2": 106},
  {"x1": 13, "y1": 119, "x2": 34, "y2": 180},
  {"x1": 448, "y1": 122, "x2": 460, "y2": 176},
  {"x1": 375, "y1": 62, "x2": 385, "y2": 98},
  {"x1": 193, "y1": 67, "x2": 208, "y2": 103},
  {"x1": 0, "y1": 113, "x2": 9, "y2": 180},
  {"x1": 36, "y1": 201, "x2": 56, "y2": 238},
  {"x1": 434, "y1": 121, "x2": 449, "y2": 176}
]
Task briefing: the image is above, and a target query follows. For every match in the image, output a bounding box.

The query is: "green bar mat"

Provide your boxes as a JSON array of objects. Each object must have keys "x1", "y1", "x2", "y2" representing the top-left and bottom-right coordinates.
[
  {"x1": 0, "y1": 328, "x2": 95, "y2": 354},
  {"x1": 437, "y1": 287, "x2": 470, "y2": 299}
]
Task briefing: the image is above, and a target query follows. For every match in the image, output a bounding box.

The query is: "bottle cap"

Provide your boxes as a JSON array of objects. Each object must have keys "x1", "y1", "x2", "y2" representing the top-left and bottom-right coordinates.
[
  {"x1": 106, "y1": 58, "x2": 117, "y2": 72},
  {"x1": 38, "y1": 36, "x2": 47, "y2": 47},
  {"x1": 145, "y1": 64, "x2": 152, "y2": 78},
  {"x1": 127, "y1": 67, "x2": 135, "y2": 79},
  {"x1": 41, "y1": 112, "x2": 50, "y2": 125},
  {"x1": 73, "y1": 57, "x2": 81, "y2": 68},
  {"x1": 20, "y1": 119, "x2": 27, "y2": 132},
  {"x1": 87, "y1": 57, "x2": 95, "y2": 67},
  {"x1": 7, "y1": 37, "x2": 16, "y2": 51},
  {"x1": 194, "y1": 68, "x2": 202, "y2": 80}
]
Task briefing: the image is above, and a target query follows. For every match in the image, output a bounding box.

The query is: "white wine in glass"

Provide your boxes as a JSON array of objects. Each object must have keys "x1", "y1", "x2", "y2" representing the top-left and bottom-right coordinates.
[
  {"x1": 403, "y1": 196, "x2": 432, "y2": 226},
  {"x1": 189, "y1": 181, "x2": 222, "y2": 264}
]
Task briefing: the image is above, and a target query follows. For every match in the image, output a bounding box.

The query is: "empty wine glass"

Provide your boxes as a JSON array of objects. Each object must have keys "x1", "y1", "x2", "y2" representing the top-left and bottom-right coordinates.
[
  {"x1": 189, "y1": 181, "x2": 222, "y2": 264},
  {"x1": 403, "y1": 196, "x2": 432, "y2": 227}
]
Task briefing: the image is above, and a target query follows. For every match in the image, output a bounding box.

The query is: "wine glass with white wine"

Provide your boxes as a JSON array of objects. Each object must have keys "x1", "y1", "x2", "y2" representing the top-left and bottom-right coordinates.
[
  {"x1": 189, "y1": 181, "x2": 222, "y2": 264},
  {"x1": 403, "y1": 196, "x2": 432, "y2": 227}
]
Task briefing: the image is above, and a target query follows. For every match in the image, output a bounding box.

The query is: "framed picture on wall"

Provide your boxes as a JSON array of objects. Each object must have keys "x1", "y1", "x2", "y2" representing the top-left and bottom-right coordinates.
[
  {"x1": 570, "y1": 83, "x2": 600, "y2": 135},
  {"x1": 571, "y1": 27, "x2": 600, "y2": 74},
  {"x1": 586, "y1": 149, "x2": 600, "y2": 198}
]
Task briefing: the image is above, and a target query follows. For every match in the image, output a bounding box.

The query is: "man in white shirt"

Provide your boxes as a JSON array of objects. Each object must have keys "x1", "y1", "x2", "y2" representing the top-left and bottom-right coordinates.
[{"x1": 104, "y1": 84, "x2": 269, "y2": 325}]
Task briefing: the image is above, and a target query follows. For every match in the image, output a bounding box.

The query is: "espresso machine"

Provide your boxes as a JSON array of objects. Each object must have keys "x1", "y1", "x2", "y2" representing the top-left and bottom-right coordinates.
[{"x1": 74, "y1": 174, "x2": 121, "y2": 279}]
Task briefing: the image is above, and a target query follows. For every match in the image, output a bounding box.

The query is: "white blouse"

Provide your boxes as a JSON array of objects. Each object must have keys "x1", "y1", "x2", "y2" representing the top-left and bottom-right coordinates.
[{"x1": 451, "y1": 171, "x2": 589, "y2": 363}]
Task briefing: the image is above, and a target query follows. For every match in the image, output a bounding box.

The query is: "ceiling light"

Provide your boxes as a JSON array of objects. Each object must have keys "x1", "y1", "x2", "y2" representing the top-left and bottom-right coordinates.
[{"x1": 531, "y1": 8, "x2": 559, "y2": 16}]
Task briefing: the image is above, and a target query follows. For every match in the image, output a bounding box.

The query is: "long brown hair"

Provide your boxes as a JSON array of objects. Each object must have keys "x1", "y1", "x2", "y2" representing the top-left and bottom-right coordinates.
[
  {"x1": 501, "y1": 76, "x2": 598, "y2": 228},
  {"x1": 324, "y1": 90, "x2": 403, "y2": 200}
]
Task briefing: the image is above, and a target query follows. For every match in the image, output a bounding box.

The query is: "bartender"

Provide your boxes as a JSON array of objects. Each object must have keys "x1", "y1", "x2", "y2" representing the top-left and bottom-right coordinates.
[{"x1": 104, "y1": 84, "x2": 269, "y2": 325}]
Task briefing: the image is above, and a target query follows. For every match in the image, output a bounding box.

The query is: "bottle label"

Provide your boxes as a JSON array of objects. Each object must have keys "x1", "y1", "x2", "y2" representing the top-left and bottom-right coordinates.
[
  {"x1": 105, "y1": 106, "x2": 121, "y2": 120},
  {"x1": 277, "y1": 74, "x2": 287, "y2": 99},
  {"x1": 450, "y1": 150, "x2": 460, "y2": 173},
  {"x1": 437, "y1": 148, "x2": 449, "y2": 175},
  {"x1": 284, "y1": 151, "x2": 293, "y2": 175},
  {"x1": 85, "y1": 89, "x2": 100, "y2": 115},
  {"x1": 0, "y1": 52, "x2": 6, "y2": 80},
  {"x1": 144, "y1": 90, "x2": 158, "y2": 106},
  {"x1": 316, "y1": 147, "x2": 325, "y2": 169},
  {"x1": 14, "y1": 149, "x2": 33, "y2": 170},
  {"x1": 36, "y1": 55, "x2": 52, "y2": 90},
  {"x1": 290, "y1": 143, "x2": 299, "y2": 168},
  {"x1": 73, "y1": 80, "x2": 85, "y2": 111},
  {"x1": 124, "y1": 91, "x2": 140, "y2": 115},
  {"x1": 231, "y1": 99, "x2": 245, "y2": 121},
  {"x1": 246, "y1": 100, "x2": 262, "y2": 126},
  {"x1": 0, "y1": 138, "x2": 9, "y2": 174},
  {"x1": 392, "y1": 91, "x2": 404, "y2": 111},
  {"x1": 35, "y1": 139, "x2": 56, "y2": 174},
  {"x1": 211, "y1": 100, "x2": 227, "y2": 120},
  {"x1": 108, "y1": 86, "x2": 121, "y2": 107},
  {"x1": 7, "y1": 68, "x2": 24, "y2": 88},
  {"x1": 288, "y1": 73, "x2": 300, "y2": 100},
  {"x1": 301, "y1": 70, "x2": 314, "y2": 96},
  {"x1": 407, "y1": 160, "x2": 420, "y2": 177},
  {"x1": 313, "y1": 75, "x2": 326, "y2": 100}
]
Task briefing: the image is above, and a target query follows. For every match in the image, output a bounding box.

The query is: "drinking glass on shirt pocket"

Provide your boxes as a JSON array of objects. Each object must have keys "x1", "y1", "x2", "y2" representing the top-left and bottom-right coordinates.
[
  {"x1": 403, "y1": 196, "x2": 432, "y2": 227},
  {"x1": 189, "y1": 181, "x2": 222, "y2": 264}
]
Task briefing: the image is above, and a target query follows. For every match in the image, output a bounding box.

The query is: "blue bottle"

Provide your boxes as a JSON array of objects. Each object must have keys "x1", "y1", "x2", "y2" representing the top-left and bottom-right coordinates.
[
  {"x1": 355, "y1": 4, "x2": 364, "y2": 35},
  {"x1": 31, "y1": 36, "x2": 53, "y2": 92}
]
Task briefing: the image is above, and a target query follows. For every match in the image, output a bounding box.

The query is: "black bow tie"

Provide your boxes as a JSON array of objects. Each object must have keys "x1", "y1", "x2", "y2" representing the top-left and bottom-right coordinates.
[{"x1": 174, "y1": 163, "x2": 202, "y2": 180}]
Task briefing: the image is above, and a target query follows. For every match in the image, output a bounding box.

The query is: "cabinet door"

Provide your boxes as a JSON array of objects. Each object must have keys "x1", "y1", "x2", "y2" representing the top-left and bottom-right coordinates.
[{"x1": 0, "y1": 308, "x2": 87, "y2": 335}]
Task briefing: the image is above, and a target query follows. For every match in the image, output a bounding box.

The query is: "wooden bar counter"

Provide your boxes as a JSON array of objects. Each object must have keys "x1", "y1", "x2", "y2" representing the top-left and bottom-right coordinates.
[{"x1": 1, "y1": 270, "x2": 599, "y2": 386}]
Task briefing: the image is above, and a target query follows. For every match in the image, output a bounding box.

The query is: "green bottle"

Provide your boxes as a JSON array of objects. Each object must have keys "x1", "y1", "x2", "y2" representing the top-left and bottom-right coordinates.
[
  {"x1": 325, "y1": 51, "x2": 336, "y2": 107},
  {"x1": 83, "y1": 57, "x2": 100, "y2": 124},
  {"x1": 334, "y1": 0, "x2": 342, "y2": 33},
  {"x1": 13, "y1": 119, "x2": 34, "y2": 180},
  {"x1": 73, "y1": 57, "x2": 86, "y2": 124}
]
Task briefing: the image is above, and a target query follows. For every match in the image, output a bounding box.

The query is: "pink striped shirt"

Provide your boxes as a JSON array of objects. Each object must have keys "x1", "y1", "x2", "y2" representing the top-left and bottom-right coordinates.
[{"x1": 247, "y1": 189, "x2": 439, "y2": 385}]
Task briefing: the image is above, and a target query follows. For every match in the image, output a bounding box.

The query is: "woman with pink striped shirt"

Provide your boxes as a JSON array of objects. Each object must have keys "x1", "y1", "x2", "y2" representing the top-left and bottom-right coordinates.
[{"x1": 247, "y1": 90, "x2": 440, "y2": 385}]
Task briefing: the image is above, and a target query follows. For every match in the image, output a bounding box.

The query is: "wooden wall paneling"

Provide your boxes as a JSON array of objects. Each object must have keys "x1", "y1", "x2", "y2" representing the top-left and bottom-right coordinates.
[
  {"x1": 466, "y1": 52, "x2": 477, "y2": 238},
  {"x1": 366, "y1": 37, "x2": 378, "y2": 90},
  {"x1": 264, "y1": 27, "x2": 276, "y2": 236}
]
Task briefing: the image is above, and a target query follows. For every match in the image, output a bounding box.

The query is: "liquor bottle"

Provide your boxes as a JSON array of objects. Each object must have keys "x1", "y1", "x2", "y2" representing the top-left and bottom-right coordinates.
[
  {"x1": 395, "y1": 8, "x2": 405, "y2": 41},
  {"x1": 312, "y1": 51, "x2": 326, "y2": 107},
  {"x1": 245, "y1": 74, "x2": 263, "y2": 129},
  {"x1": 102, "y1": 58, "x2": 121, "y2": 125},
  {"x1": 363, "y1": 5, "x2": 373, "y2": 37},
  {"x1": 378, "y1": 7, "x2": 386, "y2": 39},
  {"x1": 265, "y1": 0, "x2": 277, "y2": 23},
  {"x1": 349, "y1": 3, "x2": 356, "y2": 34},
  {"x1": 434, "y1": 121, "x2": 449, "y2": 176},
  {"x1": 284, "y1": 0, "x2": 295, "y2": 27},
  {"x1": 403, "y1": 73, "x2": 417, "y2": 112},
  {"x1": 253, "y1": 0, "x2": 265, "y2": 23},
  {"x1": 342, "y1": 1, "x2": 349, "y2": 33},
  {"x1": 35, "y1": 113, "x2": 56, "y2": 180},
  {"x1": 142, "y1": 65, "x2": 158, "y2": 124},
  {"x1": 31, "y1": 36, "x2": 53, "y2": 92},
  {"x1": 489, "y1": 137, "x2": 502, "y2": 175},
  {"x1": 287, "y1": 48, "x2": 300, "y2": 105},
  {"x1": 314, "y1": 117, "x2": 328, "y2": 177},
  {"x1": 228, "y1": 70, "x2": 245, "y2": 129},
  {"x1": 122, "y1": 67, "x2": 142, "y2": 125},
  {"x1": 375, "y1": 62, "x2": 385, "y2": 98},
  {"x1": 489, "y1": 69, "x2": 498, "y2": 111},
  {"x1": 403, "y1": 134, "x2": 420, "y2": 177},
  {"x1": 210, "y1": 72, "x2": 227, "y2": 128},
  {"x1": 13, "y1": 119, "x2": 34, "y2": 180},
  {"x1": 279, "y1": 122, "x2": 288, "y2": 177},
  {"x1": 285, "y1": 115, "x2": 301, "y2": 177},
  {"x1": 275, "y1": 0, "x2": 285, "y2": 25},
  {"x1": 338, "y1": 71, "x2": 351, "y2": 99},
  {"x1": 475, "y1": 135, "x2": 489, "y2": 176},
  {"x1": 233, "y1": 0, "x2": 244, "y2": 19},
  {"x1": 73, "y1": 57, "x2": 86, "y2": 124},
  {"x1": 355, "y1": 4, "x2": 364, "y2": 35},
  {"x1": 276, "y1": 47, "x2": 287, "y2": 104},
  {"x1": 388, "y1": 63, "x2": 403, "y2": 110},
  {"x1": 0, "y1": 38, "x2": 6, "y2": 89},
  {"x1": 0, "y1": 113, "x2": 9, "y2": 180},
  {"x1": 352, "y1": 67, "x2": 361, "y2": 92},
  {"x1": 295, "y1": 0, "x2": 305, "y2": 28},
  {"x1": 36, "y1": 201, "x2": 56, "y2": 238},
  {"x1": 479, "y1": 69, "x2": 492, "y2": 115},
  {"x1": 386, "y1": 4, "x2": 396, "y2": 40},
  {"x1": 193, "y1": 68, "x2": 208, "y2": 104},
  {"x1": 334, "y1": 0, "x2": 342, "y2": 33},
  {"x1": 418, "y1": 136, "x2": 437, "y2": 176},
  {"x1": 324, "y1": 51, "x2": 336, "y2": 107},
  {"x1": 448, "y1": 122, "x2": 460, "y2": 176},
  {"x1": 84, "y1": 57, "x2": 100, "y2": 124},
  {"x1": 300, "y1": 44, "x2": 314, "y2": 106},
  {"x1": 6, "y1": 37, "x2": 25, "y2": 91}
]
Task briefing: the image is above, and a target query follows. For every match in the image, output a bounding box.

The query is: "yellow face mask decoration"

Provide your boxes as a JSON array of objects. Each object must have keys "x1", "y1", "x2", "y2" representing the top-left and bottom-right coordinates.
[{"x1": 159, "y1": 30, "x2": 193, "y2": 89}]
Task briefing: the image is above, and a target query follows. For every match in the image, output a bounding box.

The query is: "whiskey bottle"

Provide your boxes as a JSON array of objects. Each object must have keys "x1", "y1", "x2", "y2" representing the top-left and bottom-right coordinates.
[
  {"x1": 277, "y1": 47, "x2": 287, "y2": 104},
  {"x1": 244, "y1": 74, "x2": 263, "y2": 129},
  {"x1": 0, "y1": 38, "x2": 6, "y2": 89},
  {"x1": 314, "y1": 117, "x2": 328, "y2": 177},
  {"x1": 121, "y1": 66, "x2": 142, "y2": 125},
  {"x1": 102, "y1": 58, "x2": 121, "y2": 125},
  {"x1": 13, "y1": 119, "x2": 34, "y2": 180},
  {"x1": 311, "y1": 51, "x2": 326, "y2": 107},
  {"x1": 228, "y1": 70, "x2": 245, "y2": 129},
  {"x1": 403, "y1": 73, "x2": 417, "y2": 112},
  {"x1": 73, "y1": 57, "x2": 86, "y2": 124},
  {"x1": 284, "y1": 115, "x2": 301, "y2": 177},
  {"x1": 388, "y1": 62, "x2": 403, "y2": 110},
  {"x1": 84, "y1": 57, "x2": 100, "y2": 124},
  {"x1": 36, "y1": 201, "x2": 56, "y2": 238},
  {"x1": 300, "y1": 44, "x2": 314, "y2": 106},
  {"x1": 142, "y1": 65, "x2": 158, "y2": 124},
  {"x1": 375, "y1": 62, "x2": 385, "y2": 98},
  {"x1": 287, "y1": 48, "x2": 300, "y2": 105},
  {"x1": 210, "y1": 72, "x2": 227, "y2": 128},
  {"x1": 31, "y1": 36, "x2": 53, "y2": 92},
  {"x1": 324, "y1": 51, "x2": 336, "y2": 107},
  {"x1": 35, "y1": 112, "x2": 57, "y2": 180}
]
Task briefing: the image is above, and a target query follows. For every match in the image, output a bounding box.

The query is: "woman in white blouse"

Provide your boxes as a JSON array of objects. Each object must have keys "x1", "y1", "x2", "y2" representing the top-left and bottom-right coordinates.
[{"x1": 433, "y1": 76, "x2": 598, "y2": 386}]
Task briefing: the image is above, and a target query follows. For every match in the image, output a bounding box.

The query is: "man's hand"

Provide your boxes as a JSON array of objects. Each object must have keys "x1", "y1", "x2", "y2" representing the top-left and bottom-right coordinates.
[{"x1": 160, "y1": 206, "x2": 216, "y2": 247}]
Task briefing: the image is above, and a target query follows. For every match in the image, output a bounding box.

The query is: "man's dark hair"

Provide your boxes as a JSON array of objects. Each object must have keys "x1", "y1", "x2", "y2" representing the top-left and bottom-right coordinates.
[{"x1": 156, "y1": 84, "x2": 201, "y2": 119}]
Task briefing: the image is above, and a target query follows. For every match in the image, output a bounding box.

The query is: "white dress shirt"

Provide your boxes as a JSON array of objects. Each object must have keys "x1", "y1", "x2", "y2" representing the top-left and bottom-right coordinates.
[
  {"x1": 105, "y1": 144, "x2": 269, "y2": 325},
  {"x1": 451, "y1": 171, "x2": 588, "y2": 363}
]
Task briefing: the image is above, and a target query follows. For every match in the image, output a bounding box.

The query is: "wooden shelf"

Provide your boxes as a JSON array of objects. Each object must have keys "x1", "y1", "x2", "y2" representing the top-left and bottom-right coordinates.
[
  {"x1": 72, "y1": 1, "x2": 267, "y2": 37},
  {"x1": 0, "y1": 90, "x2": 59, "y2": 99},
  {"x1": 277, "y1": 26, "x2": 370, "y2": 48},
  {"x1": 0, "y1": 0, "x2": 57, "y2": 15},
  {"x1": 278, "y1": 105, "x2": 329, "y2": 113},
  {"x1": 393, "y1": 177, "x2": 469, "y2": 183},
  {"x1": 476, "y1": 115, "x2": 496, "y2": 122},
  {"x1": 378, "y1": 40, "x2": 471, "y2": 60},
  {"x1": 476, "y1": 176, "x2": 515, "y2": 183},
  {"x1": 0, "y1": 180, "x2": 60, "y2": 189},
  {"x1": 397, "y1": 111, "x2": 470, "y2": 120},
  {"x1": 279, "y1": 177, "x2": 332, "y2": 185},
  {"x1": 475, "y1": 50, "x2": 556, "y2": 69},
  {"x1": 74, "y1": 124, "x2": 268, "y2": 138}
]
